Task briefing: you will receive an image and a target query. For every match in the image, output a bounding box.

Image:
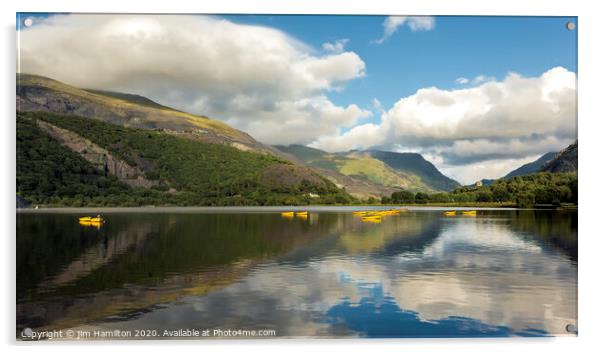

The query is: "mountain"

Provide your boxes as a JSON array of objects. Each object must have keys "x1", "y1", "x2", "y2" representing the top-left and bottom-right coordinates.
[
  {"x1": 541, "y1": 141, "x2": 578, "y2": 173},
  {"x1": 16, "y1": 74, "x2": 355, "y2": 206},
  {"x1": 275, "y1": 145, "x2": 459, "y2": 194},
  {"x1": 504, "y1": 152, "x2": 558, "y2": 178},
  {"x1": 17, "y1": 112, "x2": 353, "y2": 206},
  {"x1": 366, "y1": 150, "x2": 460, "y2": 191},
  {"x1": 16, "y1": 73, "x2": 290, "y2": 158},
  {"x1": 271, "y1": 145, "x2": 400, "y2": 199}
]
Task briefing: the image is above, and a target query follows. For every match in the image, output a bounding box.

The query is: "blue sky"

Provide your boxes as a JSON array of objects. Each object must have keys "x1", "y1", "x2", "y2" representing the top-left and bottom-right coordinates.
[
  {"x1": 17, "y1": 14, "x2": 577, "y2": 183},
  {"x1": 222, "y1": 15, "x2": 577, "y2": 126},
  {"x1": 19, "y1": 14, "x2": 578, "y2": 111}
]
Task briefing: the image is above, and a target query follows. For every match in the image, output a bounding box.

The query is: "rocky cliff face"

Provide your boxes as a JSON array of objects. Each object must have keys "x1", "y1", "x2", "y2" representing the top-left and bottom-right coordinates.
[
  {"x1": 37, "y1": 120, "x2": 159, "y2": 189},
  {"x1": 541, "y1": 141, "x2": 578, "y2": 173}
]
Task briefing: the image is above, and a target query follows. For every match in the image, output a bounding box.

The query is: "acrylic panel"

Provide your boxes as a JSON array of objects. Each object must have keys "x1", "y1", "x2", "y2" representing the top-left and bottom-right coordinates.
[{"x1": 16, "y1": 13, "x2": 578, "y2": 340}]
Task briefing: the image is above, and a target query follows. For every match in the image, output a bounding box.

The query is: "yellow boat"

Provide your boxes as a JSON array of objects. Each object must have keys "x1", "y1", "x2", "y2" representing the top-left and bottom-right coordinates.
[
  {"x1": 295, "y1": 211, "x2": 308, "y2": 216},
  {"x1": 353, "y1": 211, "x2": 370, "y2": 216},
  {"x1": 443, "y1": 211, "x2": 456, "y2": 216},
  {"x1": 79, "y1": 220, "x2": 102, "y2": 229},
  {"x1": 462, "y1": 210, "x2": 477, "y2": 216},
  {"x1": 79, "y1": 215, "x2": 104, "y2": 224},
  {"x1": 281, "y1": 211, "x2": 294, "y2": 218}
]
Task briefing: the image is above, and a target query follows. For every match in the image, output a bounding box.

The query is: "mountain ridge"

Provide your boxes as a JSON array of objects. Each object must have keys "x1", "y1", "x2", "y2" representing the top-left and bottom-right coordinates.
[
  {"x1": 274, "y1": 144, "x2": 460, "y2": 194},
  {"x1": 541, "y1": 141, "x2": 577, "y2": 173},
  {"x1": 504, "y1": 152, "x2": 558, "y2": 179},
  {"x1": 16, "y1": 73, "x2": 292, "y2": 159},
  {"x1": 366, "y1": 150, "x2": 460, "y2": 191}
]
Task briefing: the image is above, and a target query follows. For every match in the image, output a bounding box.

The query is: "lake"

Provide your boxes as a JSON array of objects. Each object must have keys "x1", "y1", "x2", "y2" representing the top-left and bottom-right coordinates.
[{"x1": 16, "y1": 207, "x2": 577, "y2": 339}]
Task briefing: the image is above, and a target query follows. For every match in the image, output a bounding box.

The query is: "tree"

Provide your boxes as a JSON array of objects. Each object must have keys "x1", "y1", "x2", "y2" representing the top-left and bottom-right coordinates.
[
  {"x1": 476, "y1": 190, "x2": 493, "y2": 202},
  {"x1": 516, "y1": 191, "x2": 535, "y2": 208},
  {"x1": 491, "y1": 185, "x2": 510, "y2": 202},
  {"x1": 390, "y1": 190, "x2": 415, "y2": 204},
  {"x1": 415, "y1": 192, "x2": 430, "y2": 204}
]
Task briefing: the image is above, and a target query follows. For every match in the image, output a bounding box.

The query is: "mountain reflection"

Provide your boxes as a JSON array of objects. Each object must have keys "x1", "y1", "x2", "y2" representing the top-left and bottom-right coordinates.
[{"x1": 17, "y1": 209, "x2": 577, "y2": 337}]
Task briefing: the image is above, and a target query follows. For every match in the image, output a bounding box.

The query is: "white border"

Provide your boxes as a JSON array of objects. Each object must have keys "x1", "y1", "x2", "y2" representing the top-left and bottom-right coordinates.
[{"x1": 2, "y1": 1, "x2": 601, "y2": 354}]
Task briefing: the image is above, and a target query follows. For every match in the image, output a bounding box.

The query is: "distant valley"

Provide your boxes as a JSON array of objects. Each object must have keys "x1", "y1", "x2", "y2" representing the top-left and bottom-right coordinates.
[{"x1": 275, "y1": 145, "x2": 460, "y2": 198}]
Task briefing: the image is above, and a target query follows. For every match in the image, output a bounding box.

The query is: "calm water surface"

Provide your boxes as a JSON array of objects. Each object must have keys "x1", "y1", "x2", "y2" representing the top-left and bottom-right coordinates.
[{"x1": 16, "y1": 207, "x2": 577, "y2": 338}]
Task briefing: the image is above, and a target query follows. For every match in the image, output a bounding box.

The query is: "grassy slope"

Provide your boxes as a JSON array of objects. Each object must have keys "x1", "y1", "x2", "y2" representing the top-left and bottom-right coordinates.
[
  {"x1": 276, "y1": 145, "x2": 437, "y2": 192},
  {"x1": 275, "y1": 144, "x2": 337, "y2": 170},
  {"x1": 337, "y1": 153, "x2": 431, "y2": 191},
  {"x1": 83, "y1": 89, "x2": 177, "y2": 111},
  {"x1": 17, "y1": 112, "x2": 352, "y2": 206},
  {"x1": 367, "y1": 150, "x2": 460, "y2": 191},
  {"x1": 17, "y1": 73, "x2": 249, "y2": 143}
]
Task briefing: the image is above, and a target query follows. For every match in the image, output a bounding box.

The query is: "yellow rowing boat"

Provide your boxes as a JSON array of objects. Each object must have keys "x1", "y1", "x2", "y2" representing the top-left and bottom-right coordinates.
[
  {"x1": 443, "y1": 211, "x2": 456, "y2": 216},
  {"x1": 79, "y1": 220, "x2": 103, "y2": 229},
  {"x1": 353, "y1": 211, "x2": 370, "y2": 216},
  {"x1": 79, "y1": 215, "x2": 104, "y2": 223}
]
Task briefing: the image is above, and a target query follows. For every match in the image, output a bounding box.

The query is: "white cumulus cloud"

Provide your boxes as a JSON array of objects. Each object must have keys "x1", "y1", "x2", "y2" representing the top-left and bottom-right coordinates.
[
  {"x1": 313, "y1": 67, "x2": 577, "y2": 184},
  {"x1": 374, "y1": 16, "x2": 435, "y2": 44},
  {"x1": 322, "y1": 39, "x2": 349, "y2": 54},
  {"x1": 18, "y1": 14, "x2": 370, "y2": 145}
]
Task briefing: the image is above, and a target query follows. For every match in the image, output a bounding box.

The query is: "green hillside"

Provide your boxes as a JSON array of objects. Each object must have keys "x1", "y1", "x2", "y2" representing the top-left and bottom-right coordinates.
[
  {"x1": 17, "y1": 112, "x2": 353, "y2": 207},
  {"x1": 17, "y1": 115, "x2": 132, "y2": 205},
  {"x1": 275, "y1": 144, "x2": 457, "y2": 193},
  {"x1": 367, "y1": 150, "x2": 460, "y2": 191},
  {"x1": 337, "y1": 153, "x2": 430, "y2": 190}
]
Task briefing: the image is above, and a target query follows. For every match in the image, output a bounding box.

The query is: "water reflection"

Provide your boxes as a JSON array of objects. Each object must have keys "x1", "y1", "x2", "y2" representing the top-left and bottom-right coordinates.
[
  {"x1": 16, "y1": 209, "x2": 577, "y2": 338},
  {"x1": 326, "y1": 297, "x2": 524, "y2": 337}
]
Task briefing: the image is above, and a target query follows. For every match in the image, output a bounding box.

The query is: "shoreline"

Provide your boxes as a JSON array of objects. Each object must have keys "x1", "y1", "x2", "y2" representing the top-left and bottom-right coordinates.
[
  {"x1": 17, "y1": 205, "x2": 560, "y2": 214},
  {"x1": 16, "y1": 202, "x2": 577, "y2": 213}
]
